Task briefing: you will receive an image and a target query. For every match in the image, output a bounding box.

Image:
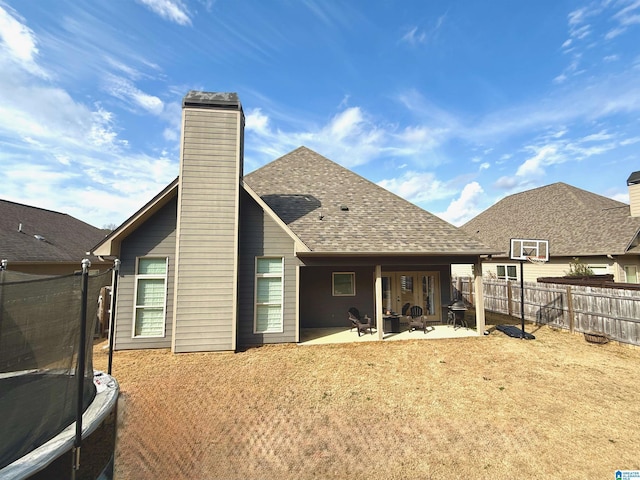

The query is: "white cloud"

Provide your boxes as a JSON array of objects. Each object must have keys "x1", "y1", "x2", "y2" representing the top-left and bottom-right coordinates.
[
  {"x1": 0, "y1": 4, "x2": 47, "y2": 77},
  {"x1": 402, "y1": 26, "x2": 427, "y2": 45},
  {"x1": 516, "y1": 145, "x2": 559, "y2": 177},
  {"x1": 377, "y1": 171, "x2": 450, "y2": 205},
  {"x1": 620, "y1": 136, "x2": 640, "y2": 145},
  {"x1": 245, "y1": 108, "x2": 270, "y2": 135},
  {"x1": 494, "y1": 176, "x2": 519, "y2": 189},
  {"x1": 137, "y1": 0, "x2": 191, "y2": 26},
  {"x1": 612, "y1": 192, "x2": 630, "y2": 203},
  {"x1": 103, "y1": 74, "x2": 164, "y2": 116},
  {"x1": 244, "y1": 105, "x2": 389, "y2": 169},
  {"x1": 438, "y1": 182, "x2": 484, "y2": 226}
]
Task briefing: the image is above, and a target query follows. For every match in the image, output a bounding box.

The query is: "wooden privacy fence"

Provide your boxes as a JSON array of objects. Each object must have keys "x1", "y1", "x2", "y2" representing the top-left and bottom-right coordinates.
[{"x1": 454, "y1": 277, "x2": 640, "y2": 346}]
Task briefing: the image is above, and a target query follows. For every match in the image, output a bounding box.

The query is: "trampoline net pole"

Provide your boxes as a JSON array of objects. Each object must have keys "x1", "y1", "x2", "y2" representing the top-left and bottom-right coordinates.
[
  {"x1": 74, "y1": 259, "x2": 91, "y2": 471},
  {"x1": 108, "y1": 259, "x2": 120, "y2": 375}
]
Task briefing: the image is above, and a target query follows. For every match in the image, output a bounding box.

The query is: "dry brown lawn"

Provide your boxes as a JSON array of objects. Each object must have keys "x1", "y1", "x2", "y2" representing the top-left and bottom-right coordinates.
[{"x1": 93, "y1": 323, "x2": 640, "y2": 480}]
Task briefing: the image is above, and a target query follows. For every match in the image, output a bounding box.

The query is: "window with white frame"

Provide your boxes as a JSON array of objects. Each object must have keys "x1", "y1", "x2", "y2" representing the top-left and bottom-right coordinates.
[
  {"x1": 332, "y1": 272, "x2": 356, "y2": 296},
  {"x1": 134, "y1": 257, "x2": 168, "y2": 337},
  {"x1": 496, "y1": 264, "x2": 518, "y2": 281},
  {"x1": 255, "y1": 257, "x2": 284, "y2": 333},
  {"x1": 624, "y1": 265, "x2": 638, "y2": 283}
]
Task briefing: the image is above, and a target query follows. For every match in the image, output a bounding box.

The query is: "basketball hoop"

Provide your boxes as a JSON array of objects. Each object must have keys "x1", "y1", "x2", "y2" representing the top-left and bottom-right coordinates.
[{"x1": 526, "y1": 256, "x2": 547, "y2": 265}]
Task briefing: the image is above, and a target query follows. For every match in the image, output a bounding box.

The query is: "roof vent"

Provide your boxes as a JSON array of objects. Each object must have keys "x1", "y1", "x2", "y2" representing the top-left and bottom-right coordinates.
[
  {"x1": 34, "y1": 234, "x2": 46, "y2": 242},
  {"x1": 340, "y1": 205, "x2": 349, "y2": 211}
]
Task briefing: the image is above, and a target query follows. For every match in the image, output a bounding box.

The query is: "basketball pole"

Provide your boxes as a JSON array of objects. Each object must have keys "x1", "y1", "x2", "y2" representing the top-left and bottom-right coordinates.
[{"x1": 520, "y1": 260, "x2": 525, "y2": 338}]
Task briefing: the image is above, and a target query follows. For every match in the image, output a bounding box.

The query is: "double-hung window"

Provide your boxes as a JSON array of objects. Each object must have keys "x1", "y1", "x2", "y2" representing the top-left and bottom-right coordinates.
[
  {"x1": 496, "y1": 264, "x2": 517, "y2": 281},
  {"x1": 255, "y1": 257, "x2": 284, "y2": 333},
  {"x1": 133, "y1": 257, "x2": 168, "y2": 337}
]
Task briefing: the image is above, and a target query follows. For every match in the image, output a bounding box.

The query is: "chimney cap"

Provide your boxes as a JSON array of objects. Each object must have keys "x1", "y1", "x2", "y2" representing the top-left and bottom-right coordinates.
[
  {"x1": 183, "y1": 91, "x2": 241, "y2": 110},
  {"x1": 627, "y1": 171, "x2": 640, "y2": 186}
]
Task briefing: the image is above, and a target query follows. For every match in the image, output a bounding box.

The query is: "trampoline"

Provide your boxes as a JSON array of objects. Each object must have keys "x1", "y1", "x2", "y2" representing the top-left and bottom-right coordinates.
[{"x1": 0, "y1": 265, "x2": 119, "y2": 480}]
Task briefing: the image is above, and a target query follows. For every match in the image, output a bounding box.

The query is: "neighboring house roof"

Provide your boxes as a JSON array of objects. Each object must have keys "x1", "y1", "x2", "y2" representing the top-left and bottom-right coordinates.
[
  {"x1": 243, "y1": 147, "x2": 496, "y2": 256},
  {"x1": 0, "y1": 199, "x2": 110, "y2": 264},
  {"x1": 462, "y1": 182, "x2": 640, "y2": 258}
]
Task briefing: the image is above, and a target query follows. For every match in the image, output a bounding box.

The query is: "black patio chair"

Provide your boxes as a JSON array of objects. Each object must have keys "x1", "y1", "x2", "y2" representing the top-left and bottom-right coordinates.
[
  {"x1": 407, "y1": 305, "x2": 434, "y2": 334},
  {"x1": 348, "y1": 307, "x2": 374, "y2": 336}
]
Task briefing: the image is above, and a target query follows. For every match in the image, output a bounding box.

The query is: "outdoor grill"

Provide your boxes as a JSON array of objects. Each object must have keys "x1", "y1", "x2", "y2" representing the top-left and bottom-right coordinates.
[{"x1": 448, "y1": 300, "x2": 468, "y2": 328}]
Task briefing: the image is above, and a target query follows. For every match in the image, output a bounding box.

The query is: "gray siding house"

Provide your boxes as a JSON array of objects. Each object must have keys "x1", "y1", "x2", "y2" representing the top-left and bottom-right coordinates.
[{"x1": 93, "y1": 91, "x2": 497, "y2": 353}]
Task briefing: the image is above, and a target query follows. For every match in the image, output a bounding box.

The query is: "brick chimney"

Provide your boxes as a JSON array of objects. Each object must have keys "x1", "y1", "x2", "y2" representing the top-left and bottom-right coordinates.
[{"x1": 628, "y1": 171, "x2": 640, "y2": 217}]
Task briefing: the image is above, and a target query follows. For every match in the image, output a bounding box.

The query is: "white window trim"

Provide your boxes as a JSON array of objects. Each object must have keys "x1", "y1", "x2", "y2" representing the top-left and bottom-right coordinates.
[
  {"x1": 624, "y1": 265, "x2": 638, "y2": 283},
  {"x1": 254, "y1": 257, "x2": 284, "y2": 334},
  {"x1": 132, "y1": 257, "x2": 168, "y2": 338},
  {"x1": 496, "y1": 264, "x2": 518, "y2": 282},
  {"x1": 332, "y1": 271, "x2": 356, "y2": 296}
]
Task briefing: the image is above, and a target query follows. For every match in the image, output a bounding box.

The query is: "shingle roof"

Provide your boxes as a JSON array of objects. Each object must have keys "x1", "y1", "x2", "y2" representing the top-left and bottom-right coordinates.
[
  {"x1": 462, "y1": 182, "x2": 640, "y2": 257},
  {"x1": 244, "y1": 147, "x2": 496, "y2": 255},
  {"x1": 0, "y1": 199, "x2": 109, "y2": 264}
]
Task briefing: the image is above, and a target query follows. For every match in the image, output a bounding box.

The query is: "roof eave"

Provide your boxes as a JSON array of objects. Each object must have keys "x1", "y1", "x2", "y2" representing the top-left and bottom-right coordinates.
[
  {"x1": 92, "y1": 178, "x2": 179, "y2": 257},
  {"x1": 296, "y1": 249, "x2": 502, "y2": 257}
]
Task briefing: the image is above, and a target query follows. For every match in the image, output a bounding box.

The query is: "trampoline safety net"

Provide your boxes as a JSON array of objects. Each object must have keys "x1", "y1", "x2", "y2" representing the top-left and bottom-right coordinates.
[{"x1": 0, "y1": 268, "x2": 112, "y2": 470}]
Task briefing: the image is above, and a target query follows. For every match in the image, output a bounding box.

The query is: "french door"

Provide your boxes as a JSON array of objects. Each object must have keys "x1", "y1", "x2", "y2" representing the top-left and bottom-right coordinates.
[{"x1": 381, "y1": 271, "x2": 441, "y2": 321}]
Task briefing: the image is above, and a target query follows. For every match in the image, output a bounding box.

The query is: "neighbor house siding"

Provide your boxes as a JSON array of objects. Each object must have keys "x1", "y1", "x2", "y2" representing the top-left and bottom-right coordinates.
[
  {"x1": 115, "y1": 197, "x2": 177, "y2": 350},
  {"x1": 172, "y1": 106, "x2": 243, "y2": 353},
  {"x1": 481, "y1": 256, "x2": 620, "y2": 282},
  {"x1": 237, "y1": 190, "x2": 298, "y2": 347}
]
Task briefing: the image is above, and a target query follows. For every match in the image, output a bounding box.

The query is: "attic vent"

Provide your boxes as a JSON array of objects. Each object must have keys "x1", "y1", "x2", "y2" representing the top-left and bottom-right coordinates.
[{"x1": 340, "y1": 205, "x2": 349, "y2": 211}]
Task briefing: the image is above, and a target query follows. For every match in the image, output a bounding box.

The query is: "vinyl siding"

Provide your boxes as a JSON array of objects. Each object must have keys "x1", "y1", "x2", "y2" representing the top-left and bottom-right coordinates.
[
  {"x1": 238, "y1": 189, "x2": 298, "y2": 347},
  {"x1": 115, "y1": 197, "x2": 177, "y2": 350},
  {"x1": 630, "y1": 182, "x2": 640, "y2": 217},
  {"x1": 172, "y1": 107, "x2": 242, "y2": 353},
  {"x1": 481, "y1": 256, "x2": 619, "y2": 282}
]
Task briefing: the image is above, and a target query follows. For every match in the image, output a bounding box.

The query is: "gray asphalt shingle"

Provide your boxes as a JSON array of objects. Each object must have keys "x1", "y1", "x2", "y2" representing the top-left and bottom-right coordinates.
[
  {"x1": 462, "y1": 182, "x2": 640, "y2": 257},
  {"x1": 0, "y1": 199, "x2": 109, "y2": 263},
  {"x1": 244, "y1": 147, "x2": 494, "y2": 255}
]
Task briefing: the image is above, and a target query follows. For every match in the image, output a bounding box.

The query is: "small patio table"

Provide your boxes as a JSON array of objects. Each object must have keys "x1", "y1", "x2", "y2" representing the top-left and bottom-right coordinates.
[{"x1": 383, "y1": 314, "x2": 401, "y2": 333}]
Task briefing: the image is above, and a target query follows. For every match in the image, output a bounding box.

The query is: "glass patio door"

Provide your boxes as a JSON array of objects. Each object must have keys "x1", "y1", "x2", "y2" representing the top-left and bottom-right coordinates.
[{"x1": 382, "y1": 272, "x2": 441, "y2": 320}]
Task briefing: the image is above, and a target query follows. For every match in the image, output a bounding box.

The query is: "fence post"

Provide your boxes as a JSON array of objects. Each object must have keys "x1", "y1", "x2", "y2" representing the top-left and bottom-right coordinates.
[{"x1": 567, "y1": 285, "x2": 574, "y2": 333}]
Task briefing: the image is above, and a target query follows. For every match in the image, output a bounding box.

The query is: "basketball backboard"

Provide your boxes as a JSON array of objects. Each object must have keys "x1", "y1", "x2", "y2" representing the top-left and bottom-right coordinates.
[{"x1": 510, "y1": 238, "x2": 549, "y2": 261}]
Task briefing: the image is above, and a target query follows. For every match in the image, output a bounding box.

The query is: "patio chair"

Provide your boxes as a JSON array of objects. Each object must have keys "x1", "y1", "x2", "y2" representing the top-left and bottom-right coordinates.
[
  {"x1": 348, "y1": 307, "x2": 361, "y2": 331},
  {"x1": 348, "y1": 308, "x2": 373, "y2": 336},
  {"x1": 407, "y1": 305, "x2": 434, "y2": 334},
  {"x1": 399, "y1": 302, "x2": 411, "y2": 324}
]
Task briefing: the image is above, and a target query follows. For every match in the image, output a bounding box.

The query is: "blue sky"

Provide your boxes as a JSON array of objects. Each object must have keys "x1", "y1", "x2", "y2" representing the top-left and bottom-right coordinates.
[{"x1": 1, "y1": 0, "x2": 639, "y2": 229}]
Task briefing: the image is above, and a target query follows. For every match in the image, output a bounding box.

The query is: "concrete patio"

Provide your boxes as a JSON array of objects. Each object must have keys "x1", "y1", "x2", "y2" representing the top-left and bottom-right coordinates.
[{"x1": 299, "y1": 324, "x2": 479, "y2": 345}]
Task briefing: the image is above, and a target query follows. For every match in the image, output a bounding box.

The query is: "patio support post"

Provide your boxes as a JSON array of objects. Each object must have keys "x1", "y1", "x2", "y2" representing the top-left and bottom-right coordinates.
[
  {"x1": 474, "y1": 258, "x2": 486, "y2": 334},
  {"x1": 375, "y1": 265, "x2": 384, "y2": 341}
]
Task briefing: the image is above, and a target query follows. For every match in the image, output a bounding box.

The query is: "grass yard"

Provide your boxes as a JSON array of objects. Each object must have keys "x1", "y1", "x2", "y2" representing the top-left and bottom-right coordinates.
[{"x1": 94, "y1": 321, "x2": 640, "y2": 479}]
